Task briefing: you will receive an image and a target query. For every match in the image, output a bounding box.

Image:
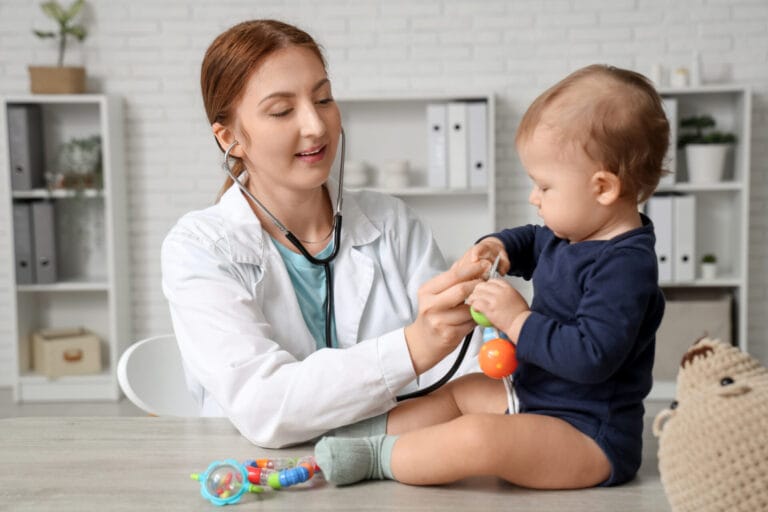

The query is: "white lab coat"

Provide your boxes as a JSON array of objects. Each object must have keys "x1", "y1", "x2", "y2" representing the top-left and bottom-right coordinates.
[{"x1": 161, "y1": 180, "x2": 481, "y2": 447}]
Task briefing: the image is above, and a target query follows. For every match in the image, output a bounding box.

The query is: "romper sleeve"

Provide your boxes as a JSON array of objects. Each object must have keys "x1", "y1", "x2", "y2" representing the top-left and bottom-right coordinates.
[{"x1": 515, "y1": 245, "x2": 660, "y2": 384}]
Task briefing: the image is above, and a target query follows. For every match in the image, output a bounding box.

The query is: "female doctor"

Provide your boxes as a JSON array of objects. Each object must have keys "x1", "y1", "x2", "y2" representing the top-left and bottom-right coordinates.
[{"x1": 161, "y1": 20, "x2": 486, "y2": 448}]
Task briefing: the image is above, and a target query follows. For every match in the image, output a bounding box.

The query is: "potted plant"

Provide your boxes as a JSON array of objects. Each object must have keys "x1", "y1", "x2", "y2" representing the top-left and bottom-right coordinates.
[
  {"x1": 29, "y1": 0, "x2": 88, "y2": 94},
  {"x1": 678, "y1": 115, "x2": 736, "y2": 184},
  {"x1": 700, "y1": 253, "x2": 717, "y2": 280},
  {"x1": 47, "y1": 135, "x2": 102, "y2": 191}
]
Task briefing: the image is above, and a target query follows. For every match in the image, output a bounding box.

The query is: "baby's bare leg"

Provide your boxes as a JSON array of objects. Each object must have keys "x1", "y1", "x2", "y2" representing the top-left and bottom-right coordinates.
[
  {"x1": 391, "y1": 412, "x2": 611, "y2": 488},
  {"x1": 387, "y1": 373, "x2": 507, "y2": 435}
]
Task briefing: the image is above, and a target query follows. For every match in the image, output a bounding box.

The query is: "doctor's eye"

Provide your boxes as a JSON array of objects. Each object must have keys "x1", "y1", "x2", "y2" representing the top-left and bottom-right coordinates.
[
  {"x1": 270, "y1": 108, "x2": 293, "y2": 118},
  {"x1": 317, "y1": 97, "x2": 335, "y2": 106},
  {"x1": 720, "y1": 376, "x2": 734, "y2": 386}
]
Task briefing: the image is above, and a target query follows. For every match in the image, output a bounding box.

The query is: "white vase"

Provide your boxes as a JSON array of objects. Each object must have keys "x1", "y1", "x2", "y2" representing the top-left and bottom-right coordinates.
[
  {"x1": 700, "y1": 263, "x2": 717, "y2": 280},
  {"x1": 685, "y1": 144, "x2": 731, "y2": 183}
]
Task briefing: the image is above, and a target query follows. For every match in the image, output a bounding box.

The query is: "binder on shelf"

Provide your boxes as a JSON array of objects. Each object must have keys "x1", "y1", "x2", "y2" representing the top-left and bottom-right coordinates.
[
  {"x1": 426, "y1": 103, "x2": 448, "y2": 188},
  {"x1": 7, "y1": 104, "x2": 45, "y2": 191},
  {"x1": 447, "y1": 102, "x2": 469, "y2": 189},
  {"x1": 660, "y1": 98, "x2": 677, "y2": 186},
  {"x1": 31, "y1": 200, "x2": 58, "y2": 284},
  {"x1": 646, "y1": 195, "x2": 673, "y2": 282},
  {"x1": 467, "y1": 102, "x2": 488, "y2": 189},
  {"x1": 12, "y1": 202, "x2": 35, "y2": 284},
  {"x1": 673, "y1": 194, "x2": 696, "y2": 282}
]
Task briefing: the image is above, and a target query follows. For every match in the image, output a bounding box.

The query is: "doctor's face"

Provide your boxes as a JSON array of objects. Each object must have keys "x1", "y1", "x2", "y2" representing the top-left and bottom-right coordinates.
[{"x1": 233, "y1": 46, "x2": 341, "y2": 194}]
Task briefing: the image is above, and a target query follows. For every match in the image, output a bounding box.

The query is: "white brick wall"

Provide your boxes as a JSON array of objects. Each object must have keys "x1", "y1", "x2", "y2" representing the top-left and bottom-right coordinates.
[{"x1": 0, "y1": 0, "x2": 766, "y2": 385}]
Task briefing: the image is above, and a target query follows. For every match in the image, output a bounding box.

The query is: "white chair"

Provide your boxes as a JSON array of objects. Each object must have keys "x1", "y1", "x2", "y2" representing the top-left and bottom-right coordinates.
[{"x1": 117, "y1": 334, "x2": 199, "y2": 417}]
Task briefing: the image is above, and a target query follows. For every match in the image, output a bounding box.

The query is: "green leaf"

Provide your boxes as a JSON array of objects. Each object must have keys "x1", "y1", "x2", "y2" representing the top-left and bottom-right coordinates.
[
  {"x1": 65, "y1": 25, "x2": 87, "y2": 41},
  {"x1": 33, "y1": 29, "x2": 57, "y2": 38},
  {"x1": 41, "y1": 1, "x2": 66, "y2": 23},
  {"x1": 65, "y1": 0, "x2": 85, "y2": 20},
  {"x1": 680, "y1": 115, "x2": 715, "y2": 129}
]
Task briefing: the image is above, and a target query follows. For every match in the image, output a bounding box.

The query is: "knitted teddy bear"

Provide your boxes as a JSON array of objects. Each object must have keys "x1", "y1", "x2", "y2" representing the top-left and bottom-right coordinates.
[{"x1": 653, "y1": 337, "x2": 768, "y2": 512}]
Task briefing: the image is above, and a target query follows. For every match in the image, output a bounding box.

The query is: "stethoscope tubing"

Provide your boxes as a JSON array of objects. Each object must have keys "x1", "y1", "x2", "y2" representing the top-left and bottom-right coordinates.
[
  {"x1": 220, "y1": 128, "x2": 469, "y2": 401},
  {"x1": 221, "y1": 132, "x2": 345, "y2": 347}
]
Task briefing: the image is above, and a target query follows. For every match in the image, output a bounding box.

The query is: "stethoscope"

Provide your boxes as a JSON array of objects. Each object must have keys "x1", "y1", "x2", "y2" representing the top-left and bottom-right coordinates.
[
  {"x1": 222, "y1": 132, "x2": 344, "y2": 350},
  {"x1": 221, "y1": 128, "x2": 473, "y2": 401}
]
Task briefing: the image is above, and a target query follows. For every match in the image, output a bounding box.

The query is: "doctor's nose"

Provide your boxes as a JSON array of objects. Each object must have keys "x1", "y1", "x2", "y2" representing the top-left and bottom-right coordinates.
[{"x1": 298, "y1": 104, "x2": 327, "y2": 139}]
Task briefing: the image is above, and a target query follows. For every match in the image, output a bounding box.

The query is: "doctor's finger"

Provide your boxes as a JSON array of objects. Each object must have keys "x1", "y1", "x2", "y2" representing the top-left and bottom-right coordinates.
[
  {"x1": 426, "y1": 312, "x2": 478, "y2": 342},
  {"x1": 421, "y1": 262, "x2": 486, "y2": 295},
  {"x1": 431, "y1": 279, "x2": 484, "y2": 309}
]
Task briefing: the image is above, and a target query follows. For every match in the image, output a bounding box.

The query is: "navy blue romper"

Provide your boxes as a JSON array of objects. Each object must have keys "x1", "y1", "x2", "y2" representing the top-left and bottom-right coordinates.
[{"x1": 490, "y1": 215, "x2": 664, "y2": 486}]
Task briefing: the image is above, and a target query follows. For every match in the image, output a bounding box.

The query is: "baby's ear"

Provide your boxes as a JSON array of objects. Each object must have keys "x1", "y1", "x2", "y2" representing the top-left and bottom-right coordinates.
[{"x1": 591, "y1": 170, "x2": 621, "y2": 205}]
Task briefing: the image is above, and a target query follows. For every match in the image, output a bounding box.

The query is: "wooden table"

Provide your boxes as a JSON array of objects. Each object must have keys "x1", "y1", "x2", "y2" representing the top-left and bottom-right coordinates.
[{"x1": 0, "y1": 417, "x2": 671, "y2": 511}]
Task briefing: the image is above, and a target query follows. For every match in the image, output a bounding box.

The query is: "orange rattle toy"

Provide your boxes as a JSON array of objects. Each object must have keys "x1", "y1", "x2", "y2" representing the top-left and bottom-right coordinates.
[
  {"x1": 479, "y1": 337, "x2": 517, "y2": 379},
  {"x1": 473, "y1": 254, "x2": 518, "y2": 379}
]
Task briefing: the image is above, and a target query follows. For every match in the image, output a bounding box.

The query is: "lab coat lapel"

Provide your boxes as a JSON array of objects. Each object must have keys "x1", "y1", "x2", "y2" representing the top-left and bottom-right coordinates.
[
  {"x1": 218, "y1": 183, "x2": 318, "y2": 357},
  {"x1": 332, "y1": 187, "x2": 380, "y2": 347}
]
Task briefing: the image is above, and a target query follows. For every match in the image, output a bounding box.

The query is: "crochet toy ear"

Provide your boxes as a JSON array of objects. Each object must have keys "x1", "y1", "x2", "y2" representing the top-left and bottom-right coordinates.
[
  {"x1": 680, "y1": 337, "x2": 718, "y2": 368},
  {"x1": 652, "y1": 408, "x2": 675, "y2": 437}
]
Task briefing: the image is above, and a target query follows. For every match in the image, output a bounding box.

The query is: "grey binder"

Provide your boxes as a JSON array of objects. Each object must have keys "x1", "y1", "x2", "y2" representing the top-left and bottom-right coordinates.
[
  {"x1": 12, "y1": 202, "x2": 36, "y2": 284},
  {"x1": 31, "y1": 200, "x2": 57, "y2": 284},
  {"x1": 8, "y1": 104, "x2": 45, "y2": 190}
]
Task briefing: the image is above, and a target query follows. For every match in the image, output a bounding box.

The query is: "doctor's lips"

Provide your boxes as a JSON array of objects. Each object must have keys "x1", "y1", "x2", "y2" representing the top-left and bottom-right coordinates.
[{"x1": 295, "y1": 144, "x2": 326, "y2": 163}]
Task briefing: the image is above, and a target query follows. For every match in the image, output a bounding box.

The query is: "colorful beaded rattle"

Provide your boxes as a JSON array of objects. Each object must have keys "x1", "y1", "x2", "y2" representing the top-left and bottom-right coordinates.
[
  {"x1": 191, "y1": 456, "x2": 320, "y2": 506},
  {"x1": 470, "y1": 254, "x2": 518, "y2": 379}
]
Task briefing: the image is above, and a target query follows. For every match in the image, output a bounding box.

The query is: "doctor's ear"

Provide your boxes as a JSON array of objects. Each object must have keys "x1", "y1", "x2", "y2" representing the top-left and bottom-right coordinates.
[
  {"x1": 212, "y1": 123, "x2": 242, "y2": 157},
  {"x1": 591, "y1": 170, "x2": 622, "y2": 206}
]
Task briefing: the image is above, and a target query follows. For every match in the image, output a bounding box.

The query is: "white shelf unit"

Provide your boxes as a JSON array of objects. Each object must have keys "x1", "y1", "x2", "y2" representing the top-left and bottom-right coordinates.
[
  {"x1": 648, "y1": 85, "x2": 751, "y2": 400},
  {"x1": 1, "y1": 94, "x2": 130, "y2": 402},
  {"x1": 337, "y1": 93, "x2": 496, "y2": 262}
]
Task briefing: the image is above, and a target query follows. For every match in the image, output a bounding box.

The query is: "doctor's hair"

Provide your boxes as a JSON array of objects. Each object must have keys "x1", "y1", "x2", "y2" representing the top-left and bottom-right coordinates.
[
  {"x1": 515, "y1": 64, "x2": 669, "y2": 203},
  {"x1": 200, "y1": 19, "x2": 327, "y2": 201}
]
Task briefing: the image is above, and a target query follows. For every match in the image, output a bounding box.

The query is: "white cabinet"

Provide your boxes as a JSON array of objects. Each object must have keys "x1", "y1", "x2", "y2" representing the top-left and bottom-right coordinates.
[
  {"x1": 336, "y1": 93, "x2": 495, "y2": 262},
  {"x1": 1, "y1": 95, "x2": 130, "y2": 401},
  {"x1": 648, "y1": 85, "x2": 751, "y2": 399}
]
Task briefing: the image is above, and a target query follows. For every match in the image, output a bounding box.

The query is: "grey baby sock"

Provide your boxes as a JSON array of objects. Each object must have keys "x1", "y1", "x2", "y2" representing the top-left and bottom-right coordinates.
[
  {"x1": 329, "y1": 413, "x2": 387, "y2": 438},
  {"x1": 314, "y1": 434, "x2": 398, "y2": 486}
]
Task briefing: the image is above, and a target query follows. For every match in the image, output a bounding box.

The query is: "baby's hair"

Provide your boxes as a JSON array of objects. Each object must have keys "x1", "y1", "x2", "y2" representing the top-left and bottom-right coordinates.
[{"x1": 516, "y1": 64, "x2": 669, "y2": 203}]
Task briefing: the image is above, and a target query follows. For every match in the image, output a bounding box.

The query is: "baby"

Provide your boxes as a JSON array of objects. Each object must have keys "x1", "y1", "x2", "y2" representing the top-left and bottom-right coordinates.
[{"x1": 316, "y1": 64, "x2": 669, "y2": 489}]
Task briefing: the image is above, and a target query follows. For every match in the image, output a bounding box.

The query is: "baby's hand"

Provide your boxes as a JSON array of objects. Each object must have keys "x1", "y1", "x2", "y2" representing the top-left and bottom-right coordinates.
[
  {"x1": 466, "y1": 278, "x2": 529, "y2": 337},
  {"x1": 453, "y1": 237, "x2": 510, "y2": 279}
]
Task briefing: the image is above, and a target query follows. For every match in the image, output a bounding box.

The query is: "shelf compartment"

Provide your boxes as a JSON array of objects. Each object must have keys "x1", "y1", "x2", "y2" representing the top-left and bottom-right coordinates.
[
  {"x1": 655, "y1": 181, "x2": 743, "y2": 193},
  {"x1": 12, "y1": 188, "x2": 104, "y2": 199},
  {"x1": 337, "y1": 94, "x2": 491, "y2": 189},
  {"x1": 18, "y1": 371, "x2": 117, "y2": 402},
  {"x1": 351, "y1": 186, "x2": 488, "y2": 196},
  {"x1": 15, "y1": 291, "x2": 112, "y2": 382},
  {"x1": 402, "y1": 194, "x2": 491, "y2": 263},
  {"x1": 17, "y1": 280, "x2": 110, "y2": 292}
]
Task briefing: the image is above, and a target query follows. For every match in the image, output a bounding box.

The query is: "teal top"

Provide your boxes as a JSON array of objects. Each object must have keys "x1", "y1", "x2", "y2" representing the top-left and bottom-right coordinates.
[{"x1": 271, "y1": 238, "x2": 338, "y2": 350}]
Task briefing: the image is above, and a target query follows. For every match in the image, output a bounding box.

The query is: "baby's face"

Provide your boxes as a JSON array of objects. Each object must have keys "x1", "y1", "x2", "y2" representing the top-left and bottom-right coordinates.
[{"x1": 518, "y1": 125, "x2": 605, "y2": 242}]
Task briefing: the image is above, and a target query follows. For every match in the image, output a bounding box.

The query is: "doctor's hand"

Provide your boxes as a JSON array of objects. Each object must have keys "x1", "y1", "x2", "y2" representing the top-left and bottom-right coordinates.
[
  {"x1": 404, "y1": 259, "x2": 486, "y2": 376},
  {"x1": 454, "y1": 237, "x2": 510, "y2": 277}
]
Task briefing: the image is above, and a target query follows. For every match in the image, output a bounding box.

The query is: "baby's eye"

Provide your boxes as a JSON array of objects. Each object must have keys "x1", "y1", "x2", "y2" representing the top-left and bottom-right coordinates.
[
  {"x1": 669, "y1": 400, "x2": 678, "y2": 409},
  {"x1": 720, "y1": 376, "x2": 734, "y2": 386}
]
